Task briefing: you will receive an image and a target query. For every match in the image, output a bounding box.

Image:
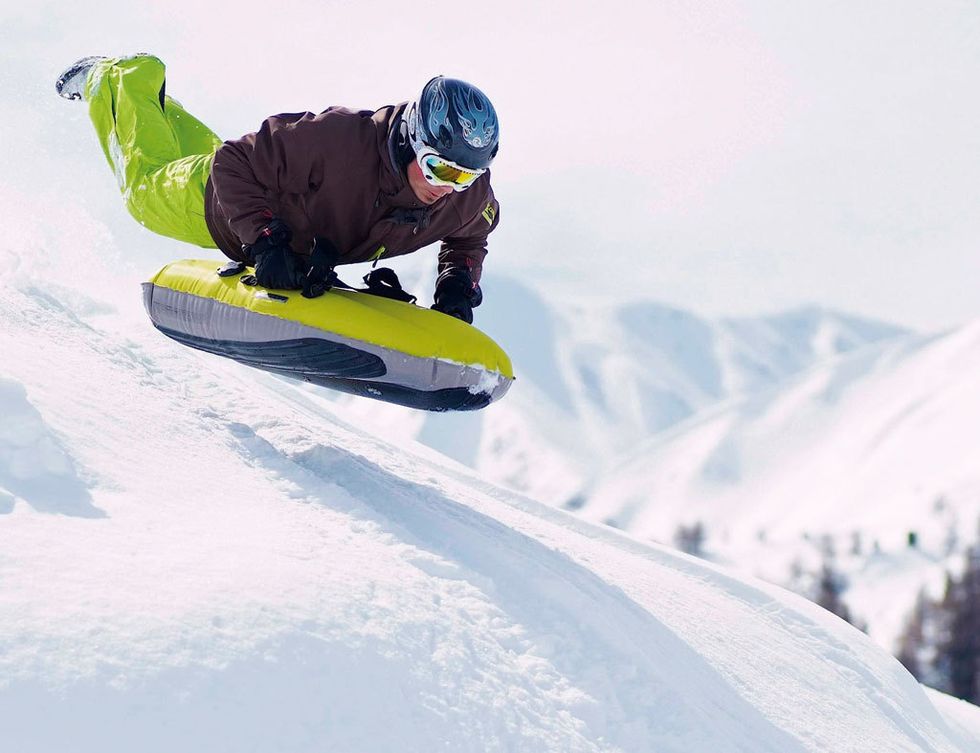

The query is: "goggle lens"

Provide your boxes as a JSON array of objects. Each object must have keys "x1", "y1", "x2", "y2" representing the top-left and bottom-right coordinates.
[{"x1": 421, "y1": 154, "x2": 484, "y2": 189}]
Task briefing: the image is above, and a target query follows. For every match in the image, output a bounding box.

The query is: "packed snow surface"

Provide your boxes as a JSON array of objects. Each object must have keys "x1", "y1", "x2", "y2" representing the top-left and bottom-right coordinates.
[{"x1": 1, "y1": 262, "x2": 979, "y2": 752}]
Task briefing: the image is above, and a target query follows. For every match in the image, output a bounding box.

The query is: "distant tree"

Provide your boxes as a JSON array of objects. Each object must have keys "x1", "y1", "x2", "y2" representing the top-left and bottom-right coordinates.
[
  {"x1": 930, "y1": 573, "x2": 957, "y2": 695},
  {"x1": 673, "y1": 522, "x2": 706, "y2": 558},
  {"x1": 907, "y1": 531, "x2": 918, "y2": 548},
  {"x1": 815, "y1": 560, "x2": 857, "y2": 628},
  {"x1": 934, "y1": 544, "x2": 980, "y2": 703},
  {"x1": 850, "y1": 531, "x2": 863, "y2": 557},
  {"x1": 943, "y1": 520, "x2": 959, "y2": 558},
  {"x1": 789, "y1": 558, "x2": 805, "y2": 584},
  {"x1": 897, "y1": 590, "x2": 931, "y2": 681},
  {"x1": 819, "y1": 534, "x2": 836, "y2": 560},
  {"x1": 899, "y1": 520, "x2": 980, "y2": 703}
]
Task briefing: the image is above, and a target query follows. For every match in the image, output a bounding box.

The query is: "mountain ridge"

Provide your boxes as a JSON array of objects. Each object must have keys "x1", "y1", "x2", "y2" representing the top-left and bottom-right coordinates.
[
  {"x1": 582, "y1": 317, "x2": 980, "y2": 649},
  {"x1": 335, "y1": 263, "x2": 912, "y2": 507}
]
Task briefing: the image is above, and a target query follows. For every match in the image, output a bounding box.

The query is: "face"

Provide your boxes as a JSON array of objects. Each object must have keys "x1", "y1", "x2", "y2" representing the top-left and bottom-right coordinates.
[{"x1": 406, "y1": 159, "x2": 454, "y2": 205}]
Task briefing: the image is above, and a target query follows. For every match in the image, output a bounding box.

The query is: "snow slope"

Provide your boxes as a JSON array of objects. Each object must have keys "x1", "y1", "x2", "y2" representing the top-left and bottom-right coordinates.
[
  {"x1": 2, "y1": 239, "x2": 979, "y2": 751},
  {"x1": 584, "y1": 323, "x2": 980, "y2": 648}
]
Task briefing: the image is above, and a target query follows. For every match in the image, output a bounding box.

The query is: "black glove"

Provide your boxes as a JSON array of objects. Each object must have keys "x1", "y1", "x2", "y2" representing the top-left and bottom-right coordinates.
[
  {"x1": 302, "y1": 236, "x2": 341, "y2": 299},
  {"x1": 245, "y1": 219, "x2": 306, "y2": 290},
  {"x1": 431, "y1": 268, "x2": 483, "y2": 324}
]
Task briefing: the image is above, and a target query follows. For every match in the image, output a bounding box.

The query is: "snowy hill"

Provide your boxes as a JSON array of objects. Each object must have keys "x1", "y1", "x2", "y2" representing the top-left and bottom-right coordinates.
[
  {"x1": 583, "y1": 322, "x2": 980, "y2": 649},
  {"x1": 2, "y1": 237, "x2": 980, "y2": 751}
]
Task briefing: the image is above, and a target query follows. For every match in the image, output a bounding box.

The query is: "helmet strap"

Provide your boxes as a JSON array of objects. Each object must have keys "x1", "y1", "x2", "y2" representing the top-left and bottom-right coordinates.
[{"x1": 388, "y1": 114, "x2": 417, "y2": 173}]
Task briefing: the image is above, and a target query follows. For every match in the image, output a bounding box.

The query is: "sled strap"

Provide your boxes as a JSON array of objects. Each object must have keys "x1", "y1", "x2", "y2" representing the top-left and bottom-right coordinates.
[
  {"x1": 358, "y1": 268, "x2": 418, "y2": 304},
  {"x1": 217, "y1": 260, "x2": 418, "y2": 304}
]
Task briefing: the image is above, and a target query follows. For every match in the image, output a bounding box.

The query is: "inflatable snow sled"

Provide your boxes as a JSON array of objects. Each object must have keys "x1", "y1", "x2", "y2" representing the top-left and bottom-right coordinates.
[{"x1": 142, "y1": 259, "x2": 514, "y2": 411}]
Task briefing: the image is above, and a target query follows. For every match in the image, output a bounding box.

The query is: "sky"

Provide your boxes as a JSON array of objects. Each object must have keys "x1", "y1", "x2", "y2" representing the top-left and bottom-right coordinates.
[{"x1": 2, "y1": 0, "x2": 979, "y2": 330}]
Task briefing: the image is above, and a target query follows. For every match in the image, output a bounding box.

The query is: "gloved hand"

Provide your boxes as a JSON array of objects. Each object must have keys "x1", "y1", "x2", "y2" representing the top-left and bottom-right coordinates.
[
  {"x1": 302, "y1": 236, "x2": 341, "y2": 299},
  {"x1": 431, "y1": 268, "x2": 483, "y2": 324},
  {"x1": 245, "y1": 219, "x2": 306, "y2": 290}
]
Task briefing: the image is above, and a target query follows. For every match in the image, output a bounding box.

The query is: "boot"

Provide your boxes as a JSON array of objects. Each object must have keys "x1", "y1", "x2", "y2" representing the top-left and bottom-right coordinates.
[{"x1": 55, "y1": 56, "x2": 106, "y2": 101}]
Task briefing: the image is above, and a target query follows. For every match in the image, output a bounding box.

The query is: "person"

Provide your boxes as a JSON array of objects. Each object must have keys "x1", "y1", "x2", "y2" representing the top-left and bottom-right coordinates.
[{"x1": 55, "y1": 54, "x2": 500, "y2": 324}]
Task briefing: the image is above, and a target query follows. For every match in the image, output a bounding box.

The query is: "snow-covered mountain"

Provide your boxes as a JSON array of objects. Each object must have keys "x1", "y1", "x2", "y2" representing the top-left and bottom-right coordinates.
[
  {"x1": 2, "y1": 243, "x2": 980, "y2": 752},
  {"x1": 582, "y1": 320, "x2": 980, "y2": 649},
  {"x1": 331, "y1": 267, "x2": 908, "y2": 505}
]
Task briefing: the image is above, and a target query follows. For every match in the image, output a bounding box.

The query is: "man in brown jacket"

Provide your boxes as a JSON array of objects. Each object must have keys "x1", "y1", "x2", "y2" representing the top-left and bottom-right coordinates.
[{"x1": 56, "y1": 54, "x2": 500, "y2": 324}]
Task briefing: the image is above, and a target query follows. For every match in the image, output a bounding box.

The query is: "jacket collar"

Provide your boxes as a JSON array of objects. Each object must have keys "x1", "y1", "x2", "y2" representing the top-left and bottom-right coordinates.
[{"x1": 375, "y1": 102, "x2": 450, "y2": 212}]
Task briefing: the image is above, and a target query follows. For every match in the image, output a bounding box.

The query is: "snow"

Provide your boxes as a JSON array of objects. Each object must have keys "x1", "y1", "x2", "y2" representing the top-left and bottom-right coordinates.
[
  {"x1": 926, "y1": 689, "x2": 980, "y2": 750},
  {"x1": 1, "y1": 238, "x2": 979, "y2": 750},
  {"x1": 0, "y1": 376, "x2": 100, "y2": 517}
]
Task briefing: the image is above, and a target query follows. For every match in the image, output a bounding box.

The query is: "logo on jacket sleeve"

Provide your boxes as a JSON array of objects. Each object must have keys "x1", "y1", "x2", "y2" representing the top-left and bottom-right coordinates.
[{"x1": 481, "y1": 203, "x2": 496, "y2": 225}]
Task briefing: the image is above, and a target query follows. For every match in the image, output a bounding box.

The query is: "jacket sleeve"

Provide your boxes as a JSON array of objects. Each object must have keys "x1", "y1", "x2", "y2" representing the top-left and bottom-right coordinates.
[
  {"x1": 438, "y1": 186, "x2": 500, "y2": 285},
  {"x1": 209, "y1": 113, "x2": 326, "y2": 246}
]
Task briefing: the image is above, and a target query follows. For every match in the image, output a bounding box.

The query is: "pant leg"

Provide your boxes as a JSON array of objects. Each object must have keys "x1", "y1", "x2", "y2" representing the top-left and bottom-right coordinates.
[
  {"x1": 85, "y1": 55, "x2": 221, "y2": 249},
  {"x1": 164, "y1": 95, "x2": 223, "y2": 158}
]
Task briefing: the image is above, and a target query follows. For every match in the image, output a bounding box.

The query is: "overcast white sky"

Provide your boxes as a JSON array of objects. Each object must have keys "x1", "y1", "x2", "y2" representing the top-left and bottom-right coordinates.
[{"x1": 3, "y1": 0, "x2": 979, "y2": 329}]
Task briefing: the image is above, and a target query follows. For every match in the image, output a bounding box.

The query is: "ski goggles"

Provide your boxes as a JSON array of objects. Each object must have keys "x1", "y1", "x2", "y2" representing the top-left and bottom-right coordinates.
[{"x1": 416, "y1": 150, "x2": 486, "y2": 191}]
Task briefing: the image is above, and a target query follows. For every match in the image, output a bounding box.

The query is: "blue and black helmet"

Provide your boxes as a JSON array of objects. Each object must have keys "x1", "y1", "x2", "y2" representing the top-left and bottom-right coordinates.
[{"x1": 406, "y1": 76, "x2": 499, "y2": 171}]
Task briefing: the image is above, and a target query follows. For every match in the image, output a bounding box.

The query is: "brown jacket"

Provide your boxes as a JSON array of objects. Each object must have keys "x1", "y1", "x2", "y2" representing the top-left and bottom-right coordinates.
[{"x1": 204, "y1": 103, "x2": 499, "y2": 283}]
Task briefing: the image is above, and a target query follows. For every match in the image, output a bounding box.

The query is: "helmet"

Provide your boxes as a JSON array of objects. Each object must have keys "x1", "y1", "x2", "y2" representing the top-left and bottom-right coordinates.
[{"x1": 406, "y1": 76, "x2": 499, "y2": 171}]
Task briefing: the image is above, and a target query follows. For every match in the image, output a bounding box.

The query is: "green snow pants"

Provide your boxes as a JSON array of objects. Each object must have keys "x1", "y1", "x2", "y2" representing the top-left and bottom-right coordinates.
[{"x1": 85, "y1": 54, "x2": 221, "y2": 248}]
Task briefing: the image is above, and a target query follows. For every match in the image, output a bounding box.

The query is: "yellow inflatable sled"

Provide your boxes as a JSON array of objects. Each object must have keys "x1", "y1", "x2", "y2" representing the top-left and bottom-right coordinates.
[{"x1": 142, "y1": 259, "x2": 514, "y2": 411}]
